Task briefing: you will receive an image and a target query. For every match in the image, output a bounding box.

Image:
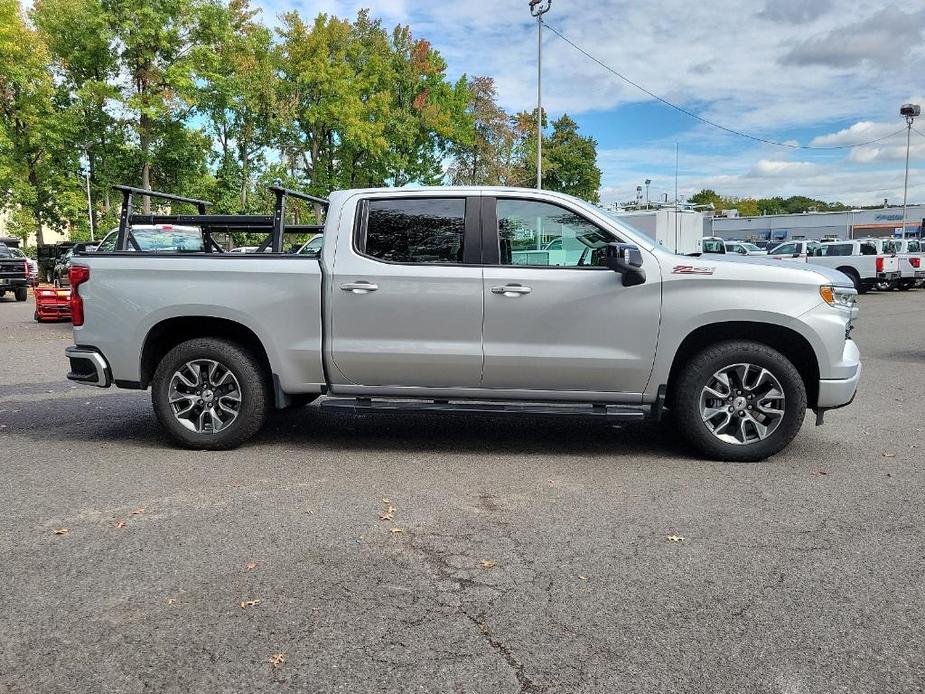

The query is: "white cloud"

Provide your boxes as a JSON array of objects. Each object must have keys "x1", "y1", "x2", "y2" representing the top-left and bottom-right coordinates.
[{"x1": 747, "y1": 160, "x2": 821, "y2": 177}]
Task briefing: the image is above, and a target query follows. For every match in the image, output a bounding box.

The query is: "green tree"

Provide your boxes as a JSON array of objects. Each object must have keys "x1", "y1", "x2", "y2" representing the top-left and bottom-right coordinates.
[
  {"x1": 31, "y1": 0, "x2": 131, "y2": 233},
  {"x1": 195, "y1": 0, "x2": 276, "y2": 212},
  {"x1": 101, "y1": 0, "x2": 215, "y2": 212},
  {"x1": 0, "y1": 0, "x2": 82, "y2": 245},
  {"x1": 447, "y1": 76, "x2": 515, "y2": 186},
  {"x1": 543, "y1": 114, "x2": 601, "y2": 202},
  {"x1": 689, "y1": 189, "x2": 724, "y2": 210}
]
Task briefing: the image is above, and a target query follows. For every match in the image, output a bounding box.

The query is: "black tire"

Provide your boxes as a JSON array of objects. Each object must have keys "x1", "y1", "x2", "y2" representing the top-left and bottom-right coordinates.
[
  {"x1": 151, "y1": 337, "x2": 269, "y2": 450},
  {"x1": 899, "y1": 280, "x2": 913, "y2": 291},
  {"x1": 838, "y1": 267, "x2": 862, "y2": 293},
  {"x1": 14, "y1": 287, "x2": 27, "y2": 302},
  {"x1": 0, "y1": 290, "x2": 5, "y2": 298},
  {"x1": 671, "y1": 341, "x2": 807, "y2": 462}
]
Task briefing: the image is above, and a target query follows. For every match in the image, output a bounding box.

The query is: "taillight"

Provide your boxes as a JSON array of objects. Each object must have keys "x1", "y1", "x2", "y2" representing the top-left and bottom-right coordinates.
[
  {"x1": 68, "y1": 265, "x2": 90, "y2": 326},
  {"x1": 911, "y1": 257, "x2": 921, "y2": 268},
  {"x1": 876, "y1": 256, "x2": 884, "y2": 273},
  {"x1": 23, "y1": 260, "x2": 29, "y2": 276}
]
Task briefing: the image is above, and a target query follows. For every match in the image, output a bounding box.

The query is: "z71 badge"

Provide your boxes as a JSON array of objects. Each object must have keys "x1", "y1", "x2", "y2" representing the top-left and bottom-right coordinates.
[{"x1": 671, "y1": 265, "x2": 715, "y2": 275}]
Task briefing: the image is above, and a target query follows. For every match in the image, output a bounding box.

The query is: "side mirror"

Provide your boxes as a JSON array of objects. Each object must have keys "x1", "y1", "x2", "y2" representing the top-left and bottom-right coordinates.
[
  {"x1": 738, "y1": 249, "x2": 747, "y2": 255},
  {"x1": 605, "y1": 243, "x2": 646, "y2": 287},
  {"x1": 792, "y1": 252, "x2": 800, "y2": 258}
]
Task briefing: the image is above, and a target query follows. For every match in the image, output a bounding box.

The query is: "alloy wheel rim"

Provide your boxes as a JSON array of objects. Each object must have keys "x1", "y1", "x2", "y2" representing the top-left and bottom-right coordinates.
[
  {"x1": 167, "y1": 359, "x2": 242, "y2": 434},
  {"x1": 699, "y1": 363, "x2": 785, "y2": 446}
]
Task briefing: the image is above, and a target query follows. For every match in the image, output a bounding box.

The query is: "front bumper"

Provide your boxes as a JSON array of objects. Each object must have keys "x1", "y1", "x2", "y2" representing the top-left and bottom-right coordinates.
[
  {"x1": 65, "y1": 346, "x2": 111, "y2": 387},
  {"x1": 816, "y1": 339, "x2": 861, "y2": 409},
  {"x1": 0, "y1": 277, "x2": 27, "y2": 289}
]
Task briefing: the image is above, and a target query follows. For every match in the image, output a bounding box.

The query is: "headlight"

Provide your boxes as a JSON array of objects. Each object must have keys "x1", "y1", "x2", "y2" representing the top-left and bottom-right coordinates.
[{"x1": 819, "y1": 285, "x2": 857, "y2": 308}]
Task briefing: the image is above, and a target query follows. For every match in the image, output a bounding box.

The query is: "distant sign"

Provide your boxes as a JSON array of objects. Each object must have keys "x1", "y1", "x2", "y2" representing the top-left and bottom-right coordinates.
[{"x1": 875, "y1": 213, "x2": 904, "y2": 221}]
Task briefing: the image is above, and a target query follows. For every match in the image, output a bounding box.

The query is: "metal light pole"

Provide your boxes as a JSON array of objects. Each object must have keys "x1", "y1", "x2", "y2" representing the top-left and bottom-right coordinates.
[
  {"x1": 644, "y1": 179, "x2": 651, "y2": 209},
  {"x1": 529, "y1": 0, "x2": 551, "y2": 189},
  {"x1": 900, "y1": 104, "x2": 920, "y2": 239},
  {"x1": 80, "y1": 163, "x2": 95, "y2": 242}
]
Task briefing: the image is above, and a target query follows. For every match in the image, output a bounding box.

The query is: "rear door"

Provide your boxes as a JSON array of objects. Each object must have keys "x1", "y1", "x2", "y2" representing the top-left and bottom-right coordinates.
[
  {"x1": 329, "y1": 194, "x2": 484, "y2": 388},
  {"x1": 479, "y1": 196, "x2": 661, "y2": 395}
]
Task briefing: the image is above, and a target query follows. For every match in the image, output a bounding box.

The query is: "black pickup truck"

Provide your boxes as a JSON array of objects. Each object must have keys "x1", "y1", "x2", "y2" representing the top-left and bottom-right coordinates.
[{"x1": 0, "y1": 243, "x2": 29, "y2": 301}]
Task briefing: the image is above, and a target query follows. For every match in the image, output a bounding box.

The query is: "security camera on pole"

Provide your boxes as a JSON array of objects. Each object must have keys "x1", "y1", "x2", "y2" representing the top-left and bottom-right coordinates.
[
  {"x1": 529, "y1": 0, "x2": 552, "y2": 189},
  {"x1": 900, "y1": 103, "x2": 920, "y2": 238}
]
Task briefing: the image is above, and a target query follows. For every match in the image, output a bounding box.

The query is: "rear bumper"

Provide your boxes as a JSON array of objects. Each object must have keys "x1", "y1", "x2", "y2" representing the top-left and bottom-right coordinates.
[
  {"x1": 816, "y1": 340, "x2": 861, "y2": 409},
  {"x1": 65, "y1": 346, "x2": 111, "y2": 387},
  {"x1": 877, "y1": 271, "x2": 900, "y2": 282}
]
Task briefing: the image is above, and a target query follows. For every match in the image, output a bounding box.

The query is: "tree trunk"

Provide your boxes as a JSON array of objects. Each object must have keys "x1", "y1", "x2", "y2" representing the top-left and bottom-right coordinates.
[
  {"x1": 28, "y1": 167, "x2": 44, "y2": 246},
  {"x1": 139, "y1": 88, "x2": 152, "y2": 213}
]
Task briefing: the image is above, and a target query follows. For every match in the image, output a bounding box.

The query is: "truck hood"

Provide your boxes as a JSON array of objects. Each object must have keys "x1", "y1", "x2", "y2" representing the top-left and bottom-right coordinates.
[{"x1": 693, "y1": 253, "x2": 854, "y2": 287}]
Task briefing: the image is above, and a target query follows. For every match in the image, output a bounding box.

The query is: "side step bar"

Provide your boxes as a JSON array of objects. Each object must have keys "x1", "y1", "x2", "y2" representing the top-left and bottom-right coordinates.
[{"x1": 320, "y1": 397, "x2": 650, "y2": 421}]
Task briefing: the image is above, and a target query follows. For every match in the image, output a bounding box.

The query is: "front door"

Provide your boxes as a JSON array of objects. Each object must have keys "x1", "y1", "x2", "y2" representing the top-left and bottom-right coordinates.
[
  {"x1": 329, "y1": 195, "x2": 484, "y2": 388},
  {"x1": 480, "y1": 196, "x2": 661, "y2": 395}
]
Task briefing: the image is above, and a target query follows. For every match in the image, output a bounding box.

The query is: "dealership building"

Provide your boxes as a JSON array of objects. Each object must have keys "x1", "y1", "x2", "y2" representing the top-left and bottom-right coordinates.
[{"x1": 709, "y1": 205, "x2": 925, "y2": 244}]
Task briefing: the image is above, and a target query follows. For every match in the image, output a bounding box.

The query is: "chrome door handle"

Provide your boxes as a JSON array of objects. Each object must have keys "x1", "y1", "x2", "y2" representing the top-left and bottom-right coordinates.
[
  {"x1": 490, "y1": 284, "x2": 532, "y2": 296},
  {"x1": 340, "y1": 281, "x2": 379, "y2": 294}
]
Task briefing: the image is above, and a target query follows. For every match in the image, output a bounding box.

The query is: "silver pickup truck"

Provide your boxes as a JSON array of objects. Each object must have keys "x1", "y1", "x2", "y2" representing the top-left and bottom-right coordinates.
[{"x1": 64, "y1": 185, "x2": 862, "y2": 461}]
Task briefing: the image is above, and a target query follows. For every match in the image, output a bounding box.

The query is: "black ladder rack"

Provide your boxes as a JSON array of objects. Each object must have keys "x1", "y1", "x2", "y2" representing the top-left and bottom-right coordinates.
[{"x1": 113, "y1": 182, "x2": 328, "y2": 253}]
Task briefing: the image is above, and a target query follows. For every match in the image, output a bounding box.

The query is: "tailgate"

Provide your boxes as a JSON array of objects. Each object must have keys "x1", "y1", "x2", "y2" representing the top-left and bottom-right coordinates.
[{"x1": 883, "y1": 256, "x2": 900, "y2": 272}]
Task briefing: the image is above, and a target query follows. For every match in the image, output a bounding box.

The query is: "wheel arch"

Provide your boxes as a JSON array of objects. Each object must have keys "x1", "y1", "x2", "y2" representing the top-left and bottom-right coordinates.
[
  {"x1": 666, "y1": 321, "x2": 820, "y2": 408},
  {"x1": 140, "y1": 316, "x2": 273, "y2": 391}
]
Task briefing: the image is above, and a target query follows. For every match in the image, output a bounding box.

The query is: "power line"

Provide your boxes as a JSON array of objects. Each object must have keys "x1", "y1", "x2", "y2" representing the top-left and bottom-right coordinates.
[{"x1": 545, "y1": 24, "x2": 908, "y2": 151}]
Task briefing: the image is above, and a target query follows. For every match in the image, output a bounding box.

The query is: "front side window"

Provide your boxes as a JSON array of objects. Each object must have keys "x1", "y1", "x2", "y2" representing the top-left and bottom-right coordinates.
[
  {"x1": 818, "y1": 243, "x2": 852, "y2": 256},
  {"x1": 361, "y1": 198, "x2": 466, "y2": 264},
  {"x1": 859, "y1": 243, "x2": 876, "y2": 255},
  {"x1": 496, "y1": 199, "x2": 613, "y2": 267},
  {"x1": 772, "y1": 243, "x2": 797, "y2": 255}
]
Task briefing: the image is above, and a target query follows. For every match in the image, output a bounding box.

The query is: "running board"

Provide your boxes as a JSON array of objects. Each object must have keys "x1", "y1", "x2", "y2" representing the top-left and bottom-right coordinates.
[{"x1": 320, "y1": 397, "x2": 649, "y2": 421}]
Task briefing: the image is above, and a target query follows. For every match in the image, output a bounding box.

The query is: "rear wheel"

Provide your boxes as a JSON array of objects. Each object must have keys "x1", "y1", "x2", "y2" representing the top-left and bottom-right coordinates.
[
  {"x1": 672, "y1": 341, "x2": 807, "y2": 462},
  {"x1": 14, "y1": 287, "x2": 27, "y2": 302},
  {"x1": 899, "y1": 280, "x2": 914, "y2": 291},
  {"x1": 151, "y1": 338, "x2": 269, "y2": 450}
]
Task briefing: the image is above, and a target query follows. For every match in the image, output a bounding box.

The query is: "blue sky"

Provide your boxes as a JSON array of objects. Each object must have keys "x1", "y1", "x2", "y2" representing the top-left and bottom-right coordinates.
[{"x1": 255, "y1": 0, "x2": 925, "y2": 206}]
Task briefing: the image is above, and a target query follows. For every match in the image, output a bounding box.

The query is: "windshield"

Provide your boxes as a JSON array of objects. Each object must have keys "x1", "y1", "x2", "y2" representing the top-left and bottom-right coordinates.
[
  {"x1": 741, "y1": 243, "x2": 761, "y2": 251},
  {"x1": 96, "y1": 227, "x2": 203, "y2": 252},
  {"x1": 0, "y1": 245, "x2": 10, "y2": 258}
]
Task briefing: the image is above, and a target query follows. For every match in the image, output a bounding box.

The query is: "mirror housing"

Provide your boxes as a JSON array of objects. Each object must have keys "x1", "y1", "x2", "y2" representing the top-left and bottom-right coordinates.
[{"x1": 605, "y1": 243, "x2": 646, "y2": 286}]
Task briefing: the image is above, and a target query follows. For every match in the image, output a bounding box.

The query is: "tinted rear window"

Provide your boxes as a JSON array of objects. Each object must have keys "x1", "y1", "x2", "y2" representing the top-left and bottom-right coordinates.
[{"x1": 362, "y1": 198, "x2": 466, "y2": 264}]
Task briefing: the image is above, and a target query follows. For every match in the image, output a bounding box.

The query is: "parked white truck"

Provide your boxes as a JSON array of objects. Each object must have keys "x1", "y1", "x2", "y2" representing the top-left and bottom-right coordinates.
[
  {"x1": 64, "y1": 184, "x2": 862, "y2": 461},
  {"x1": 856, "y1": 238, "x2": 922, "y2": 290},
  {"x1": 806, "y1": 240, "x2": 900, "y2": 293}
]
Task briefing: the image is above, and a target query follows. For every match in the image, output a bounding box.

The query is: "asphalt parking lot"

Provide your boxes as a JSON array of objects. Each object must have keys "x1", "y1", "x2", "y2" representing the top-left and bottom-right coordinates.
[{"x1": 0, "y1": 291, "x2": 923, "y2": 694}]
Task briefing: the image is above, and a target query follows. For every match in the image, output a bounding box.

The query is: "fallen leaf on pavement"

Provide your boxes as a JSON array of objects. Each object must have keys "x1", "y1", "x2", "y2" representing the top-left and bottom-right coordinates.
[
  {"x1": 270, "y1": 653, "x2": 286, "y2": 667},
  {"x1": 578, "y1": 575, "x2": 589, "y2": 581},
  {"x1": 245, "y1": 562, "x2": 257, "y2": 570},
  {"x1": 131, "y1": 508, "x2": 146, "y2": 515},
  {"x1": 381, "y1": 498, "x2": 391, "y2": 504},
  {"x1": 666, "y1": 535, "x2": 685, "y2": 543},
  {"x1": 378, "y1": 512, "x2": 393, "y2": 521},
  {"x1": 53, "y1": 528, "x2": 68, "y2": 535},
  {"x1": 114, "y1": 521, "x2": 126, "y2": 529},
  {"x1": 240, "y1": 599, "x2": 262, "y2": 609},
  {"x1": 166, "y1": 598, "x2": 176, "y2": 605},
  {"x1": 882, "y1": 452, "x2": 896, "y2": 458},
  {"x1": 389, "y1": 528, "x2": 403, "y2": 533},
  {"x1": 480, "y1": 559, "x2": 496, "y2": 569}
]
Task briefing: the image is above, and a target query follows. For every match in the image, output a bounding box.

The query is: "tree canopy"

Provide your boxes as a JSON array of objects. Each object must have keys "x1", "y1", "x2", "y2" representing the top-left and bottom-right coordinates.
[{"x1": 0, "y1": 1, "x2": 606, "y2": 247}]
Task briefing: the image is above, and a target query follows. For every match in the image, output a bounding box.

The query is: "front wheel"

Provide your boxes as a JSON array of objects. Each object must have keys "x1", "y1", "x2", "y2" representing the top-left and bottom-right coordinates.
[
  {"x1": 671, "y1": 341, "x2": 807, "y2": 462},
  {"x1": 151, "y1": 338, "x2": 269, "y2": 450}
]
